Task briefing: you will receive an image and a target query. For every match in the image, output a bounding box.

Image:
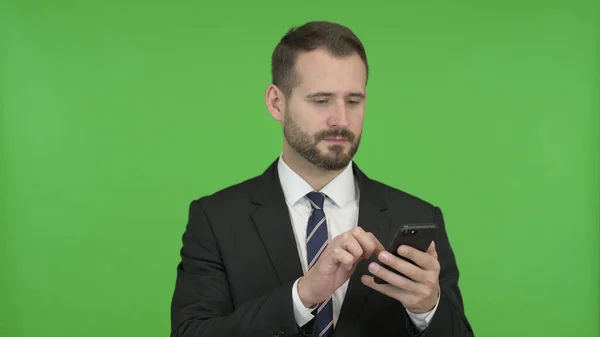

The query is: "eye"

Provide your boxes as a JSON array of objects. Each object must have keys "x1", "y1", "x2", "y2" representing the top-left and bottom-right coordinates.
[
  {"x1": 314, "y1": 99, "x2": 329, "y2": 105},
  {"x1": 347, "y1": 100, "x2": 360, "y2": 105}
]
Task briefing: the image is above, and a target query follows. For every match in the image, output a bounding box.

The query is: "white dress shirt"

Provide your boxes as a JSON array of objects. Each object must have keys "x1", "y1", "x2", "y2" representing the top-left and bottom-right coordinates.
[{"x1": 276, "y1": 155, "x2": 438, "y2": 332}]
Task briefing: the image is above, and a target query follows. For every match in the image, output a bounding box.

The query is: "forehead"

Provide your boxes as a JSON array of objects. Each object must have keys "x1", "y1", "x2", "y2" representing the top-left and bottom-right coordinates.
[{"x1": 292, "y1": 49, "x2": 367, "y2": 95}]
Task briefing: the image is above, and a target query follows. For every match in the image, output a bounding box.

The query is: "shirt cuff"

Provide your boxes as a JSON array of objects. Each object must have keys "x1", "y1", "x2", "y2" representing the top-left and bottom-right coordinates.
[
  {"x1": 406, "y1": 291, "x2": 441, "y2": 332},
  {"x1": 292, "y1": 278, "x2": 316, "y2": 327}
]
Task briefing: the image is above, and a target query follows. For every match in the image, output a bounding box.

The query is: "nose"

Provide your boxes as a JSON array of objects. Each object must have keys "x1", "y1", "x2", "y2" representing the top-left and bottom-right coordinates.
[{"x1": 326, "y1": 101, "x2": 350, "y2": 129}]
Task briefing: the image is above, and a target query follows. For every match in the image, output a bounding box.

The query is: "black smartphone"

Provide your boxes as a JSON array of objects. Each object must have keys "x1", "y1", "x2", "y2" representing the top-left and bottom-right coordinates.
[{"x1": 373, "y1": 223, "x2": 438, "y2": 284}]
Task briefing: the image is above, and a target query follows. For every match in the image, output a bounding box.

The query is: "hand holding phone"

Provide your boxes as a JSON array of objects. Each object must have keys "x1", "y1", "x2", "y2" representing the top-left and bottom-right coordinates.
[
  {"x1": 362, "y1": 222, "x2": 441, "y2": 314},
  {"x1": 373, "y1": 223, "x2": 438, "y2": 284}
]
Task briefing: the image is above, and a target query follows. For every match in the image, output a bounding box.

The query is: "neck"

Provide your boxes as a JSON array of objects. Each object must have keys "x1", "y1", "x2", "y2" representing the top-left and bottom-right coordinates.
[{"x1": 281, "y1": 149, "x2": 345, "y2": 191}]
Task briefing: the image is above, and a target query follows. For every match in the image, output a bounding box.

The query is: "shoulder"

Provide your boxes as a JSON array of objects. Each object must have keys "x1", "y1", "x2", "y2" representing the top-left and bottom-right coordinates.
[
  {"x1": 353, "y1": 162, "x2": 437, "y2": 210},
  {"x1": 191, "y1": 174, "x2": 262, "y2": 209},
  {"x1": 366, "y1": 175, "x2": 439, "y2": 214},
  {"x1": 366, "y1": 177, "x2": 446, "y2": 227}
]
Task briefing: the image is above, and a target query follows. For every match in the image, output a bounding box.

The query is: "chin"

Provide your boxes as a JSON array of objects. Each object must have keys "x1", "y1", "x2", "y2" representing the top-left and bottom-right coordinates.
[{"x1": 323, "y1": 147, "x2": 351, "y2": 161}]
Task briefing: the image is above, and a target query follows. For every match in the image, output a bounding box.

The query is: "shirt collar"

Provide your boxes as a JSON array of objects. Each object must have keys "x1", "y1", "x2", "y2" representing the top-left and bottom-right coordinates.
[{"x1": 277, "y1": 154, "x2": 356, "y2": 208}]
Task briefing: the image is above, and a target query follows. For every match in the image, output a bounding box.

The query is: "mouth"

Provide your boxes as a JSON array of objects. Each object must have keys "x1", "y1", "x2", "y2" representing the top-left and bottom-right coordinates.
[{"x1": 323, "y1": 137, "x2": 349, "y2": 144}]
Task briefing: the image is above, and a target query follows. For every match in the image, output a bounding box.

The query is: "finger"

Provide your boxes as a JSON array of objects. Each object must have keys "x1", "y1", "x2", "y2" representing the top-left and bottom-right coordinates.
[
  {"x1": 397, "y1": 245, "x2": 439, "y2": 271},
  {"x1": 367, "y1": 262, "x2": 420, "y2": 293},
  {"x1": 362, "y1": 275, "x2": 436, "y2": 314},
  {"x1": 372, "y1": 233, "x2": 386, "y2": 254},
  {"x1": 339, "y1": 232, "x2": 364, "y2": 261},
  {"x1": 360, "y1": 274, "x2": 414, "y2": 301},
  {"x1": 378, "y1": 251, "x2": 427, "y2": 283},
  {"x1": 351, "y1": 228, "x2": 384, "y2": 258},
  {"x1": 332, "y1": 247, "x2": 355, "y2": 267}
]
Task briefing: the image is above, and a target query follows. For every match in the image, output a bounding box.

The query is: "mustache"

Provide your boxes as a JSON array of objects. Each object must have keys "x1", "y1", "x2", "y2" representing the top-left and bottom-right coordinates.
[{"x1": 315, "y1": 128, "x2": 355, "y2": 142}]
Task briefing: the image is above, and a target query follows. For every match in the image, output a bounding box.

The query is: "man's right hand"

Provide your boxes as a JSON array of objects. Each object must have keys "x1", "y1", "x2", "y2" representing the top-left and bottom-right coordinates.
[{"x1": 297, "y1": 226, "x2": 385, "y2": 308}]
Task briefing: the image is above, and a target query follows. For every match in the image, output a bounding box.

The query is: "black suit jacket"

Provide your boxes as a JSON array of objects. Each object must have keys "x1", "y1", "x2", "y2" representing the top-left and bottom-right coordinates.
[{"x1": 170, "y1": 159, "x2": 474, "y2": 337}]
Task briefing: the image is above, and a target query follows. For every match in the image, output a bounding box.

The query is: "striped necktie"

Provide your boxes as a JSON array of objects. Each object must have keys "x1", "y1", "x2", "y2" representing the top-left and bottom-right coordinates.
[{"x1": 306, "y1": 191, "x2": 334, "y2": 337}]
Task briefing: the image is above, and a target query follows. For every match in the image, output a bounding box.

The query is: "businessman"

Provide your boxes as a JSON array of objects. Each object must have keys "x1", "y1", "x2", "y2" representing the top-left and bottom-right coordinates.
[{"x1": 170, "y1": 21, "x2": 474, "y2": 337}]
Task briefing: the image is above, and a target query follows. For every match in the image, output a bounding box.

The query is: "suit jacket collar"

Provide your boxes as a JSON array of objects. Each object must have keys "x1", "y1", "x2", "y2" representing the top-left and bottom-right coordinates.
[{"x1": 250, "y1": 157, "x2": 392, "y2": 335}]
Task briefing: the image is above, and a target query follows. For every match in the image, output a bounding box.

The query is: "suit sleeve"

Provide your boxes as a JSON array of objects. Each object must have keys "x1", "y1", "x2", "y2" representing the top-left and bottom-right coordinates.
[
  {"x1": 170, "y1": 199, "x2": 307, "y2": 337},
  {"x1": 407, "y1": 206, "x2": 474, "y2": 337}
]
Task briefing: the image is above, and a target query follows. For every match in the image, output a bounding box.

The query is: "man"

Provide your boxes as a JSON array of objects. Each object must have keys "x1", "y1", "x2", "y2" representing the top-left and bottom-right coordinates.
[{"x1": 170, "y1": 21, "x2": 474, "y2": 337}]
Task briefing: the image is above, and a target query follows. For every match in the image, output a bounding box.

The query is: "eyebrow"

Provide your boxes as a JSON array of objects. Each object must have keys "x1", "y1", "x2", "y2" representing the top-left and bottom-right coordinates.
[{"x1": 305, "y1": 92, "x2": 366, "y2": 99}]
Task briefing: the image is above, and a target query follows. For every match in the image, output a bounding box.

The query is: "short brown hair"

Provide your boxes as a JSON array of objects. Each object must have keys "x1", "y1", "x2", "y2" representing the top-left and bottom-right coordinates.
[{"x1": 271, "y1": 21, "x2": 369, "y2": 98}]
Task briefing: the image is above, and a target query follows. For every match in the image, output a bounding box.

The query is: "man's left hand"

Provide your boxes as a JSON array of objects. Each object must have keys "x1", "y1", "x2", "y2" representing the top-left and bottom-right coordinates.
[{"x1": 361, "y1": 241, "x2": 440, "y2": 314}]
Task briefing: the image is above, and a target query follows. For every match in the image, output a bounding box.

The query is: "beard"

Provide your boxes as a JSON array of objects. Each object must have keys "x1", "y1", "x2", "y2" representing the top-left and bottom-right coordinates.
[{"x1": 283, "y1": 110, "x2": 361, "y2": 171}]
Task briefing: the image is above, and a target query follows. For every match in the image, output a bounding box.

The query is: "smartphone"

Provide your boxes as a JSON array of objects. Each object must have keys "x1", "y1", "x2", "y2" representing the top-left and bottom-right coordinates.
[{"x1": 373, "y1": 223, "x2": 438, "y2": 284}]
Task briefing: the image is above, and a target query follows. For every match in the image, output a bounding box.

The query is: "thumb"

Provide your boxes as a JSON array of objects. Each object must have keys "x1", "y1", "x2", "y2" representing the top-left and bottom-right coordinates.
[{"x1": 427, "y1": 241, "x2": 438, "y2": 259}]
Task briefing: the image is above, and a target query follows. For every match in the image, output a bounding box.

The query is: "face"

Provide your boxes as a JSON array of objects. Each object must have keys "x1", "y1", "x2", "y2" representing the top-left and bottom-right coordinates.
[{"x1": 278, "y1": 49, "x2": 367, "y2": 171}]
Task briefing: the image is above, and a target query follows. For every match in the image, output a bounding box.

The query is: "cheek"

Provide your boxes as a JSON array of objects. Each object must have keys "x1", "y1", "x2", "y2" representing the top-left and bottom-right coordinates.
[
  {"x1": 293, "y1": 104, "x2": 326, "y2": 131},
  {"x1": 351, "y1": 111, "x2": 365, "y2": 130}
]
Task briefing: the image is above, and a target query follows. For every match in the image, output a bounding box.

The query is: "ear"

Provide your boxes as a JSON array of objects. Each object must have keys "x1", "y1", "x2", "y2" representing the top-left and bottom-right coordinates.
[{"x1": 265, "y1": 84, "x2": 286, "y2": 122}]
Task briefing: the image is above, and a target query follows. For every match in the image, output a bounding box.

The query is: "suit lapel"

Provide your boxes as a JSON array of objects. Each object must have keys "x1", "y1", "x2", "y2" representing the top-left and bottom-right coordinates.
[
  {"x1": 334, "y1": 163, "x2": 394, "y2": 336},
  {"x1": 250, "y1": 159, "x2": 304, "y2": 285}
]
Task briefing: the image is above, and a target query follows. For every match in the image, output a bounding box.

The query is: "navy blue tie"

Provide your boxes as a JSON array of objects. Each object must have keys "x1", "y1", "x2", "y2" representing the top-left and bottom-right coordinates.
[{"x1": 306, "y1": 192, "x2": 334, "y2": 337}]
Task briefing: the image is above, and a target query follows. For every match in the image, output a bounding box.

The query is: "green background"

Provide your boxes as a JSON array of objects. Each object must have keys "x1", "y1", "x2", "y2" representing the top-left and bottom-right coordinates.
[{"x1": 1, "y1": 1, "x2": 598, "y2": 336}]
